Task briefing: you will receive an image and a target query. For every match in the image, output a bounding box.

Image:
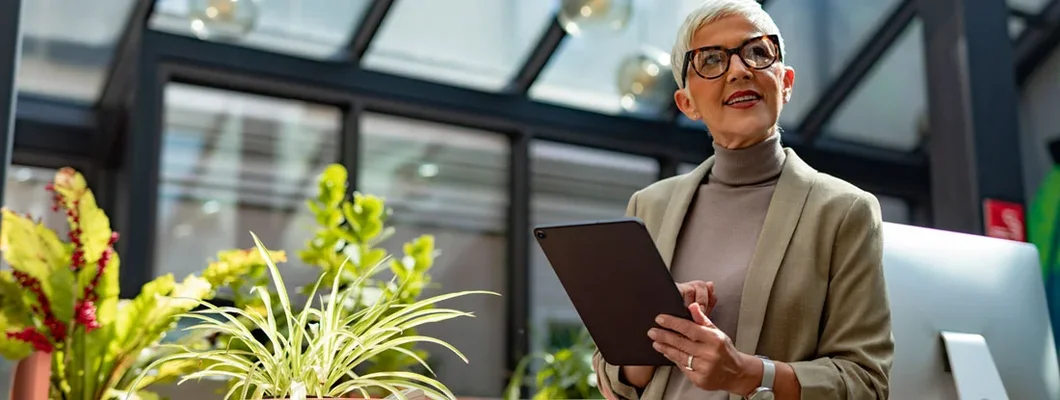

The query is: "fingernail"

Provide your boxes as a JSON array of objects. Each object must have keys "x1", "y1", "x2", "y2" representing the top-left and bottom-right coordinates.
[
  {"x1": 652, "y1": 343, "x2": 661, "y2": 351},
  {"x1": 655, "y1": 316, "x2": 664, "y2": 324},
  {"x1": 648, "y1": 329, "x2": 657, "y2": 338}
]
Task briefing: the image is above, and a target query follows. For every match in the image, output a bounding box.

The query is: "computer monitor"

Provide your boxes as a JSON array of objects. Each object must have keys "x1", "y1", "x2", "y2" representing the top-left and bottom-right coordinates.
[{"x1": 883, "y1": 222, "x2": 1060, "y2": 399}]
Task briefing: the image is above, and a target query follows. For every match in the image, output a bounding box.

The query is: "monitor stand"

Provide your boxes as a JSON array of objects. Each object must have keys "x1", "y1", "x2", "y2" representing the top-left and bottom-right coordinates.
[{"x1": 940, "y1": 331, "x2": 1009, "y2": 400}]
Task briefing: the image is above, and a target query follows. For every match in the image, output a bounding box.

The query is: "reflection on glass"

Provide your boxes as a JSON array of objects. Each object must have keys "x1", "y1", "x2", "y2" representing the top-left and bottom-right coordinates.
[
  {"x1": 529, "y1": 142, "x2": 658, "y2": 354},
  {"x1": 18, "y1": 0, "x2": 137, "y2": 100},
  {"x1": 824, "y1": 19, "x2": 925, "y2": 151},
  {"x1": 1, "y1": 166, "x2": 62, "y2": 399},
  {"x1": 154, "y1": 83, "x2": 341, "y2": 304},
  {"x1": 363, "y1": 0, "x2": 552, "y2": 91},
  {"x1": 767, "y1": 0, "x2": 902, "y2": 127},
  {"x1": 149, "y1": 0, "x2": 371, "y2": 60},
  {"x1": 358, "y1": 113, "x2": 510, "y2": 397}
]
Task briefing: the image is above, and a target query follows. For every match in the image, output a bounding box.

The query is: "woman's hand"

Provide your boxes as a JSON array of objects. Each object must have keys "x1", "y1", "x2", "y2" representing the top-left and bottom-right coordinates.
[
  {"x1": 676, "y1": 280, "x2": 717, "y2": 316},
  {"x1": 648, "y1": 303, "x2": 762, "y2": 396}
]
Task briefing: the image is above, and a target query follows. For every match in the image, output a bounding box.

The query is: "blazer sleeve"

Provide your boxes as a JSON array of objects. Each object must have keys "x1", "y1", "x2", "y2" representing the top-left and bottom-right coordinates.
[
  {"x1": 591, "y1": 190, "x2": 671, "y2": 400},
  {"x1": 788, "y1": 193, "x2": 895, "y2": 399}
]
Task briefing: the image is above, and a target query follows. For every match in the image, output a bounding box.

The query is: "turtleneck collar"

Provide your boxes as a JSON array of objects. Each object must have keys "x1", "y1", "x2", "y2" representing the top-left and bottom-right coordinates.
[{"x1": 708, "y1": 133, "x2": 786, "y2": 186}]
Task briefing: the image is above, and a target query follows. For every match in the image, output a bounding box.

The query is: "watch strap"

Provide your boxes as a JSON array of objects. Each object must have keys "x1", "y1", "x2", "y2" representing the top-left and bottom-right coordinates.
[{"x1": 760, "y1": 357, "x2": 775, "y2": 389}]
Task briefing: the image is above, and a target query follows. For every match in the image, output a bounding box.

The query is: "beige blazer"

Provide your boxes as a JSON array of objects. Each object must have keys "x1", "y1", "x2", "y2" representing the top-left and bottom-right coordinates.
[{"x1": 593, "y1": 148, "x2": 894, "y2": 400}]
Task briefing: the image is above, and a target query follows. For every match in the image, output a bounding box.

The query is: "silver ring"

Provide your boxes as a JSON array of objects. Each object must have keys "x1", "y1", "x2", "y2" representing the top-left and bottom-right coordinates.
[{"x1": 686, "y1": 354, "x2": 694, "y2": 371}]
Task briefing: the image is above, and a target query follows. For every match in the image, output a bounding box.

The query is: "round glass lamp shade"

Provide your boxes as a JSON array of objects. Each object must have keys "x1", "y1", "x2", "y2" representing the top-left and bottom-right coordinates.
[
  {"x1": 188, "y1": 0, "x2": 259, "y2": 41},
  {"x1": 557, "y1": 0, "x2": 633, "y2": 37},
  {"x1": 616, "y1": 47, "x2": 676, "y2": 113}
]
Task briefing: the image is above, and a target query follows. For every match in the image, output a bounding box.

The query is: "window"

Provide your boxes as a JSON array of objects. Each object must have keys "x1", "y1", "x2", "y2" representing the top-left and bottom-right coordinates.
[
  {"x1": 358, "y1": 113, "x2": 510, "y2": 397},
  {"x1": 825, "y1": 19, "x2": 926, "y2": 151},
  {"x1": 529, "y1": 142, "x2": 658, "y2": 353},
  {"x1": 767, "y1": 0, "x2": 904, "y2": 128},
  {"x1": 153, "y1": 83, "x2": 342, "y2": 299}
]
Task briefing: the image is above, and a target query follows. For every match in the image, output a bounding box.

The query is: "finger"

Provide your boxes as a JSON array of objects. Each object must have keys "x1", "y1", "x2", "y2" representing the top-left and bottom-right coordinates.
[
  {"x1": 695, "y1": 283, "x2": 711, "y2": 307},
  {"x1": 648, "y1": 326, "x2": 698, "y2": 355},
  {"x1": 652, "y1": 340, "x2": 690, "y2": 368},
  {"x1": 690, "y1": 303, "x2": 710, "y2": 326},
  {"x1": 656, "y1": 314, "x2": 710, "y2": 341},
  {"x1": 676, "y1": 282, "x2": 692, "y2": 306},
  {"x1": 706, "y1": 282, "x2": 717, "y2": 310}
]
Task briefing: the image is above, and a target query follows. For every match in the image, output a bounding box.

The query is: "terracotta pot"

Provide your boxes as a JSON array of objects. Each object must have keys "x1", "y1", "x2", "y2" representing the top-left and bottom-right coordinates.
[{"x1": 10, "y1": 351, "x2": 50, "y2": 400}]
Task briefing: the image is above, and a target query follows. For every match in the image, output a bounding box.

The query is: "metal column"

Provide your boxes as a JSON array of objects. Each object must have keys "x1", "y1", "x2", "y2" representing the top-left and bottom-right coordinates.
[
  {"x1": 919, "y1": 0, "x2": 1025, "y2": 234},
  {"x1": 0, "y1": 0, "x2": 23, "y2": 212}
]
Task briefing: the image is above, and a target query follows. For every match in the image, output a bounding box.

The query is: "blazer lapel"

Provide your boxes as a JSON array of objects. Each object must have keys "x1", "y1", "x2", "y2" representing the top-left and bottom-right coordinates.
[
  {"x1": 734, "y1": 149, "x2": 817, "y2": 355},
  {"x1": 655, "y1": 157, "x2": 714, "y2": 269}
]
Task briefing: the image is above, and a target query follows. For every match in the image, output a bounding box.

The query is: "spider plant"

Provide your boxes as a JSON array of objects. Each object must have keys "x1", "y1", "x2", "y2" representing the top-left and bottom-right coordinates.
[{"x1": 130, "y1": 232, "x2": 497, "y2": 400}]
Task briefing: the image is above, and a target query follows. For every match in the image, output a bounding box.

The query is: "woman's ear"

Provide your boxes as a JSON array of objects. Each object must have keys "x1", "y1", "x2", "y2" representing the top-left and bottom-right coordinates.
[
  {"x1": 782, "y1": 66, "x2": 795, "y2": 104},
  {"x1": 674, "y1": 88, "x2": 700, "y2": 119}
]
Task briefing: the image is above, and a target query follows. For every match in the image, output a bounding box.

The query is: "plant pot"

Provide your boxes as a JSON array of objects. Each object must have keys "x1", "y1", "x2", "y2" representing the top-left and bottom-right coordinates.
[{"x1": 10, "y1": 351, "x2": 50, "y2": 400}]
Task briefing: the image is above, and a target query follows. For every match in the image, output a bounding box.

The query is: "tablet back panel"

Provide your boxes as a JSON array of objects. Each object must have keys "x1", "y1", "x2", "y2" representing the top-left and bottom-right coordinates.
[{"x1": 533, "y1": 218, "x2": 692, "y2": 366}]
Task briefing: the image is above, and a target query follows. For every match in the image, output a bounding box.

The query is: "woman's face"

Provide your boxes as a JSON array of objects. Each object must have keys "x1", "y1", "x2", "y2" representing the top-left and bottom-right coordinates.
[{"x1": 674, "y1": 15, "x2": 795, "y2": 149}]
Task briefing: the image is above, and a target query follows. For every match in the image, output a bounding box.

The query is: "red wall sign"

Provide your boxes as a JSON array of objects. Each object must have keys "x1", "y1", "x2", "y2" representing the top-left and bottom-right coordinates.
[{"x1": 983, "y1": 199, "x2": 1026, "y2": 242}]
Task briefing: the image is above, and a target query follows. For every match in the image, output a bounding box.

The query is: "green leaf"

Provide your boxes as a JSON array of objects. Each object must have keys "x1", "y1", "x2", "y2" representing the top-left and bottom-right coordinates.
[
  {"x1": 95, "y1": 252, "x2": 121, "y2": 326},
  {"x1": 0, "y1": 271, "x2": 32, "y2": 326},
  {"x1": 76, "y1": 191, "x2": 113, "y2": 264},
  {"x1": 0, "y1": 313, "x2": 32, "y2": 360},
  {"x1": 114, "y1": 274, "x2": 175, "y2": 353},
  {"x1": 0, "y1": 210, "x2": 60, "y2": 283},
  {"x1": 46, "y1": 266, "x2": 76, "y2": 324}
]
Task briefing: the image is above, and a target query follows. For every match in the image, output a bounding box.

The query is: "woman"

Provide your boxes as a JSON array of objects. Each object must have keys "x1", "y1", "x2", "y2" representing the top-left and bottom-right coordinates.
[{"x1": 592, "y1": 1, "x2": 894, "y2": 399}]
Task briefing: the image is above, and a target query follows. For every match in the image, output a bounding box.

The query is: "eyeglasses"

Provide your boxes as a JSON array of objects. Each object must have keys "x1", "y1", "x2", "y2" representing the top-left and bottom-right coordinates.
[{"x1": 681, "y1": 34, "x2": 782, "y2": 85}]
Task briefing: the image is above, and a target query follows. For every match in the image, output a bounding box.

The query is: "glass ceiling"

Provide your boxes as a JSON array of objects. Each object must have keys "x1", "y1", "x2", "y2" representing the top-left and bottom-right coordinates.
[
  {"x1": 149, "y1": 0, "x2": 371, "y2": 60},
  {"x1": 17, "y1": 0, "x2": 136, "y2": 102},
  {"x1": 363, "y1": 0, "x2": 554, "y2": 91},
  {"x1": 766, "y1": 0, "x2": 903, "y2": 128},
  {"x1": 11, "y1": 0, "x2": 1050, "y2": 154},
  {"x1": 825, "y1": 18, "x2": 926, "y2": 151}
]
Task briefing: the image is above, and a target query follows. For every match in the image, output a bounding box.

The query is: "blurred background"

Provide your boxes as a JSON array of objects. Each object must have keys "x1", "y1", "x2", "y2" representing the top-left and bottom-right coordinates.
[{"x1": 1, "y1": 0, "x2": 1058, "y2": 398}]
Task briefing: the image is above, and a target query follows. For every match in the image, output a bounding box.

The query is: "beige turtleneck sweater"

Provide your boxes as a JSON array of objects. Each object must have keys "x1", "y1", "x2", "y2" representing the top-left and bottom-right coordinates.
[{"x1": 663, "y1": 133, "x2": 786, "y2": 399}]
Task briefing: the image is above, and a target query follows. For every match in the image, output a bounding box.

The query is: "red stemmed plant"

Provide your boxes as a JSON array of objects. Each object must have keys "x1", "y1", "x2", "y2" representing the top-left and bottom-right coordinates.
[{"x1": 0, "y1": 167, "x2": 234, "y2": 399}]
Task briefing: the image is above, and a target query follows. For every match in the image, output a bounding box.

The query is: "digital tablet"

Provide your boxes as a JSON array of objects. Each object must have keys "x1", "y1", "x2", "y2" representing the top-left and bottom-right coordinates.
[{"x1": 533, "y1": 217, "x2": 693, "y2": 366}]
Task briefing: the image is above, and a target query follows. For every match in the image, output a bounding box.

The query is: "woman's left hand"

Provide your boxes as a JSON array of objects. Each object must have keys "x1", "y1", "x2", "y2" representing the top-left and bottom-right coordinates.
[{"x1": 648, "y1": 303, "x2": 759, "y2": 395}]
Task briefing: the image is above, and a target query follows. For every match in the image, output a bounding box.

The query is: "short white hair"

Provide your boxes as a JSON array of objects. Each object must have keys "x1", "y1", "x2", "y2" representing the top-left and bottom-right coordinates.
[{"x1": 670, "y1": 0, "x2": 786, "y2": 89}]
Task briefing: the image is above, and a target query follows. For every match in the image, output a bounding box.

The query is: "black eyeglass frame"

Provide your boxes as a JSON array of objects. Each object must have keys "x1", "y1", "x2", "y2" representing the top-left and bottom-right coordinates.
[{"x1": 680, "y1": 34, "x2": 783, "y2": 86}]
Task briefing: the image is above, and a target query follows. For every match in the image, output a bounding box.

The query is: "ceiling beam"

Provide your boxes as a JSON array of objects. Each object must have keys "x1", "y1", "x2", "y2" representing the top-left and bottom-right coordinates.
[
  {"x1": 796, "y1": 0, "x2": 916, "y2": 142},
  {"x1": 505, "y1": 15, "x2": 567, "y2": 94},
  {"x1": 1014, "y1": 0, "x2": 1060, "y2": 86},
  {"x1": 346, "y1": 0, "x2": 396, "y2": 63},
  {"x1": 95, "y1": 0, "x2": 157, "y2": 167}
]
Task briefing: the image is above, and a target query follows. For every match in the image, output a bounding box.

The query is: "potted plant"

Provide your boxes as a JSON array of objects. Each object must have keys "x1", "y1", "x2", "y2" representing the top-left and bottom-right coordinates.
[
  {"x1": 131, "y1": 232, "x2": 497, "y2": 399},
  {"x1": 504, "y1": 328, "x2": 603, "y2": 400},
  {"x1": 0, "y1": 167, "x2": 247, "y2": 399},
  {"x1": 195, "y1": 164, "x2": 448, "y2": 383},
  {"x1": 296, "y1": 164, "x2": 440, "y2": 376}
]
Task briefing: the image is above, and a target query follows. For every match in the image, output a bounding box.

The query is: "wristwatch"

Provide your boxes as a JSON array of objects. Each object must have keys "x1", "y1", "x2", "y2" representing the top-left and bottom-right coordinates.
[{"x1": 746, "y1": 356, "x2": 775, "y2": 400}]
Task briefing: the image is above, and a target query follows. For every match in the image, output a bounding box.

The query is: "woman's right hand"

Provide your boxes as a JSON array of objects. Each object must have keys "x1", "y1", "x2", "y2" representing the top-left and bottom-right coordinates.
[
  {"x1": 677, "y1": 280, "x2": 717, "y2": 317},
  {"x1": 618, "y1": 281, "x2": 716, "y2": 390}
]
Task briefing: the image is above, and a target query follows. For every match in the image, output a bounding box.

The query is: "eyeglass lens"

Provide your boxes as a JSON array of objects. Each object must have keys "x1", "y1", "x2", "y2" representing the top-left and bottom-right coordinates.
[{"x1": 691, "y1": 37, "x2": 778, "y2": 79}]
